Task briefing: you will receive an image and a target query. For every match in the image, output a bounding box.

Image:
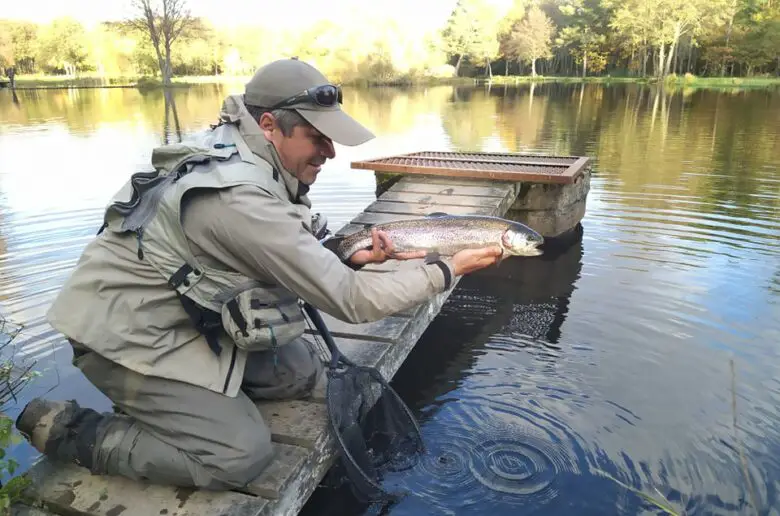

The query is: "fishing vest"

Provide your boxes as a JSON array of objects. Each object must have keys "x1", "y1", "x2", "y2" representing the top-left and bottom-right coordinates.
[{"x1": 98, "y1": 121, "x2": 308, "y2": 356}]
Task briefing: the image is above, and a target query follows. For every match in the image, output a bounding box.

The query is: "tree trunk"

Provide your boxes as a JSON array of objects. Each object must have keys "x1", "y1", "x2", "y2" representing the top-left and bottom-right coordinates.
[
  {"x1": 664, "y1": 25, "x2": 681, "y2": 76},
  {"x1": 163, "y1": 42, "x2": 173, "y2": 86},
  {"x1": 486, "y1": 58, "x2": 493, "y2": 79},
  {"x1": 657, "y1": 43, "x2": 666, "y2": 78},
  {"x1": 687, "y1": 45, "x2": 693, "y2": 74},
  {"x1": 505, "y1": 59, "x2": 509, "y2": 76},
  {"x1": 582, "y1": 52, "x2": 587, "y2": 78},
  {"x1": 531, "y1": 57, "x2": 537, "y2": 77},
  {"x1": 454, "y1": 54, "x2": 463, "y2": 76},
  {"x1": 722, "y1": 11, "x2": 735, "y2": 76}
]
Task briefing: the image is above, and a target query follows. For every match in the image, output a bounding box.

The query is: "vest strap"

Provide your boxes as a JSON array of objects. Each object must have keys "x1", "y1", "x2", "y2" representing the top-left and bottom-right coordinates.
[{"x1": 229, "y1": 124, "x2": 257, "y2": 165}]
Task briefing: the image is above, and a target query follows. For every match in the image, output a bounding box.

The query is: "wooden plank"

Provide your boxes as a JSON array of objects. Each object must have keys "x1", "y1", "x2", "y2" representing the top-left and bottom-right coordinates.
[
  {"x1": 333, "y1": 223, "x2": 367, "y2": 237},
  {"x1": 365, "y1": 200, "x2": 495, "y2": 216},
  {"x1": 11, "y1": 503, "x2": 57, "y2": 516},
  {"x1": 350, "y1": 211, "x2": 426, "y2": 225},
  {"x1": 242, "y1": 444, "x2": 309, "y2": 499},
  {"x1": 256, "y1": 400, "x2": 329, "y2": 450},
  {"x1": 393, "y1": 175, "x2": 502, "y2": 187},
  {"x1": 378, "y1": 190, "x2": 507, "y2": 208},
  {"x1": 304, "y1": 312, "x2": 409, "y2": 343},
  {"x1": 256, "y1": 434, "x2": 334, "y2": 516},
  {"x1": 24, "y1": 460, "x2": 267, "y2": 516},
  {"x1": 388, "y1": 181, "x2": 512, "y2": 198}
]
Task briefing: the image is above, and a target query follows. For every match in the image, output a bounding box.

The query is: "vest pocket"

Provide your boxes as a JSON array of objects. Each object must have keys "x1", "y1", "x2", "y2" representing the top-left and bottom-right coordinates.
[{"x1": 221, "y1": 288, "x2": 305, "y2": 352}]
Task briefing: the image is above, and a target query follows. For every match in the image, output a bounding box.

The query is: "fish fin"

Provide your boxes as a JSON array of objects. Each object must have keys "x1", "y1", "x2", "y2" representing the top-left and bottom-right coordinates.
[
  {"x1": 495, "y1": 249, "x2": 506, "y2": 268},
  {"x1": 424, "y1": 252, "x2": 441, "y2": 264},
  {"x1": 426, "y1": 212, "x2": 449, "y2": 218}
]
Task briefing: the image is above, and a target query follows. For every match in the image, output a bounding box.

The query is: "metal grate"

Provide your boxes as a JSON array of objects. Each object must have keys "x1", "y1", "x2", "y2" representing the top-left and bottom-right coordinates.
[{"x1": 351, "y1": 151, "x2": 590, "y2": 184}]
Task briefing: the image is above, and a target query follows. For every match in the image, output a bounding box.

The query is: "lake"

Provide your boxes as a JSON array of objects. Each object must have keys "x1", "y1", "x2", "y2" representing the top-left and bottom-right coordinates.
[{"x1": 0, "y1": 81, "x2": 778, "y2": 515}]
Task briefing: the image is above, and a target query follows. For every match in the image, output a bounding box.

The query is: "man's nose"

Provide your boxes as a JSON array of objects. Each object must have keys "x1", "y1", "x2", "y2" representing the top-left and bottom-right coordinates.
[{"x1": 321, "y1": 138, "x2": 335, "y2": 159}]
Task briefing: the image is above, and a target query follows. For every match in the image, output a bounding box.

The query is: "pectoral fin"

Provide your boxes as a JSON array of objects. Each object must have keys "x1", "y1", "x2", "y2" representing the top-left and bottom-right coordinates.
[{"x1": 495, "y1": 248, "x2": 506, "y2": 268}]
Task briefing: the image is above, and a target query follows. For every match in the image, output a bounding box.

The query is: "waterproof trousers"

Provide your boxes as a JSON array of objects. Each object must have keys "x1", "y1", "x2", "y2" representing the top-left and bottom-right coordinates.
[{"x1": 70, "y1": 337, "x2": 323, "y2": 490}]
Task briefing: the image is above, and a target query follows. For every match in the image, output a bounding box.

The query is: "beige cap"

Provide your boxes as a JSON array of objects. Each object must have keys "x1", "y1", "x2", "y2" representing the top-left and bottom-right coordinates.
[{"x1": 244, "y1": 59, "x2": 375, "y2": 146}]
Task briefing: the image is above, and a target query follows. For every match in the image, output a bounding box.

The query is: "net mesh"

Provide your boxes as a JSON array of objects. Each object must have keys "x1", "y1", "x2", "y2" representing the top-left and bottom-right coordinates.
[{"x1": 303, "y1": 303, "x2": 424, "y2": 507}]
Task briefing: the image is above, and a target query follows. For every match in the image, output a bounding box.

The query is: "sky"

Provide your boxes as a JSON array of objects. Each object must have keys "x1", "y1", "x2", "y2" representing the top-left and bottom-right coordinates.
[{"x1": 1, "y1": 0, "x2": 471, "y2": 32}]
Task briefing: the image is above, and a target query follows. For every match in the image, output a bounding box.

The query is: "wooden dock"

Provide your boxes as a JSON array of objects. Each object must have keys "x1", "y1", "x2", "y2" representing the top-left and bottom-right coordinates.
[{"x1": 16, "y1": 172, "x2": 524, "y2": 516}]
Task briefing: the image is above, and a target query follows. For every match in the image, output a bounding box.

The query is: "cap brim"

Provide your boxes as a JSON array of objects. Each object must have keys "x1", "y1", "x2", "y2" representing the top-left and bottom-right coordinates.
[{"x1": 295, "y1": 108, "x2": 375, "y2": 146}]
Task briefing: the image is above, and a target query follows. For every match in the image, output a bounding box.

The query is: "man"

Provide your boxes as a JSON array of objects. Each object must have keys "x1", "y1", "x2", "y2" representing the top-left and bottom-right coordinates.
[{"x1": 16, "y1": 58, "x2": 502, "y2": 490}]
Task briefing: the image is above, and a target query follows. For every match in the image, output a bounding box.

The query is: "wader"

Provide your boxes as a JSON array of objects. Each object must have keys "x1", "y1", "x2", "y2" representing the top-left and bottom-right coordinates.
[{"x1": 71, "y1": 338, "x2": 322, "y2": 489}]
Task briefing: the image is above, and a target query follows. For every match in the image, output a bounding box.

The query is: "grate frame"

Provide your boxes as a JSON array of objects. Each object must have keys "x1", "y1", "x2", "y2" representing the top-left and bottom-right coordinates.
[{"x1": 350, "y1": 151, "x2": 590, "y2": 184}]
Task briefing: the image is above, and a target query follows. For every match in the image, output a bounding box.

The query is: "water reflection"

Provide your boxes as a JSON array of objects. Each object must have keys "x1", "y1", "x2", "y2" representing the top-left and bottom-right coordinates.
[{"x1": 0, "y1": 82, "x2": 778, "y2": 515}]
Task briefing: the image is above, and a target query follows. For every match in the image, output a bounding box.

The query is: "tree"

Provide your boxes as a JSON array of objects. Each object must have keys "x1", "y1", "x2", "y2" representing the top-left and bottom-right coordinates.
[
  {"x1": 497, "y1": 0, "x2": 529, "y2": 74},
  {"x1": 127, "y1": 0, "x2": 197, "y2": 86},
  {"x1": 2, "y1": 21, "x2": 38, "y2": 74},
  {"x1": 506, "y1": 5, "x2": 556, "y2": 76},
  {"x1": 36, "y1": 17, "x2": 90, "y2": 75},
  {"x1": 441, "y1": 0, "x2": 503, "y2": 76},
  {"x1": 556, "y1": 0, "x2": 612, "y2": 77}
]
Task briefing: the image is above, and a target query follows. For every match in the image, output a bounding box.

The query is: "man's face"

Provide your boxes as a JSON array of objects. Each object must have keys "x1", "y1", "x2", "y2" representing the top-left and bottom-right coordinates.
[{"x1": 262, "y1": 115, "x2": 336, "y2": 186}]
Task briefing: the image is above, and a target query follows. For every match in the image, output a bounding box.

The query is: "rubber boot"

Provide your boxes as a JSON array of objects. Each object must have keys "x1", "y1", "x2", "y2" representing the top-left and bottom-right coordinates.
[{"x1": 16, "y1": 398, "x2": 102, "y2": 469}]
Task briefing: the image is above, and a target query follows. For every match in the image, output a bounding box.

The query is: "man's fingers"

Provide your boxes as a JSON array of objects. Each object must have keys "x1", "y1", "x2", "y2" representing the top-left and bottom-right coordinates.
[{"x1": 377, "y1": 231, "x2": 395, "y2": 255}]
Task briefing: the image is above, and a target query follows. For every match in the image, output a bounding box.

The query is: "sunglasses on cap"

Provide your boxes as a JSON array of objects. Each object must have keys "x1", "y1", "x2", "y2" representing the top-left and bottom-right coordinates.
[{"x1": 271, "y1": 84, "x2": 343, "y2": 110}]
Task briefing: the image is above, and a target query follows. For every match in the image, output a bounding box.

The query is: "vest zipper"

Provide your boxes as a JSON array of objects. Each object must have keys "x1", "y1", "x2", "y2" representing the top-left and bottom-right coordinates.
[{"x1": 222, "y1": 345, "x2": 237, "y2": 394}]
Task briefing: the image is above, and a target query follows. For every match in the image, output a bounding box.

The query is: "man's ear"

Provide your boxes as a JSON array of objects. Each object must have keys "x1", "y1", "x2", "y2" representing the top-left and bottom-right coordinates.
[{"x1": 258, "y1": 112, "x2": 276, "y2": 139}]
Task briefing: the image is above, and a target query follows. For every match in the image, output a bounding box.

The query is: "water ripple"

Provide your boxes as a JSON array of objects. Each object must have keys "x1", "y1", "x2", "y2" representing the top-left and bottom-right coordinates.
[{"x1": 385, "y1": 392, "x2": 585, "y2": 513}]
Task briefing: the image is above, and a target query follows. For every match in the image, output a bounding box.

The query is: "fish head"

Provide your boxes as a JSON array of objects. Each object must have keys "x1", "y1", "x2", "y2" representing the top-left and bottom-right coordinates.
[{"x1": 501, "y1": 224, "x2": 544, "y2": 257}]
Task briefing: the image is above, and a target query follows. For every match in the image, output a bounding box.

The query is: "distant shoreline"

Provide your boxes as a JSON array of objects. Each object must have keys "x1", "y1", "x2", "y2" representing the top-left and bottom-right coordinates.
[{"x1": 3, "y1": 74, "x2": 780, "y2": 91}]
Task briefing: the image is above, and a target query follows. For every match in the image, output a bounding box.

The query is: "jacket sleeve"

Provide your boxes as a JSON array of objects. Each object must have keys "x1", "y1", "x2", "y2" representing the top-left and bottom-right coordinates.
[{"x1": 182, "y1": 185, "x2": 456, "y2": 323}]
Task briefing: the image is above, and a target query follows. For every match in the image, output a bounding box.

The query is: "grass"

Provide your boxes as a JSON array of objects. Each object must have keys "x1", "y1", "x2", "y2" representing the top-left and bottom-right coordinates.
[{"x1": 4, "y1": 72, "x2": 779, "y2": 91}]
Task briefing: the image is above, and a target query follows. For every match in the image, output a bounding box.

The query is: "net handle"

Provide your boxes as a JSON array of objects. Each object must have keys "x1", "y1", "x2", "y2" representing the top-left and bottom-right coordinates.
[{"x1": 302, "y1": 302, "x2": 355, "y2": 369}]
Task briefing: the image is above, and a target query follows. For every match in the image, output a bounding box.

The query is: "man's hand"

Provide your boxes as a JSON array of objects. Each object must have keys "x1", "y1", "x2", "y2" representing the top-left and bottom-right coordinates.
[
  {"x1": 451, "y1": 246, "x2": 503, "y2": 276},
  {"x1": 348, "y1": 228, "x2": 427, "y2": 266}
]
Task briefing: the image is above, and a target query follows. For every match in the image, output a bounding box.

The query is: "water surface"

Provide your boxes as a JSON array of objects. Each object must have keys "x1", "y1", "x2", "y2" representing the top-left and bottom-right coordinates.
[{"x1": 1, "y1": 82, "x2": 778, "y2": 515}]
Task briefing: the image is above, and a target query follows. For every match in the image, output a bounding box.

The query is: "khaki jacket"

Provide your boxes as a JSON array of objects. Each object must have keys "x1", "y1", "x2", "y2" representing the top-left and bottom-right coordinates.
[{"x1": 46, "y1": 94, "x2": 454, "y2": 397}]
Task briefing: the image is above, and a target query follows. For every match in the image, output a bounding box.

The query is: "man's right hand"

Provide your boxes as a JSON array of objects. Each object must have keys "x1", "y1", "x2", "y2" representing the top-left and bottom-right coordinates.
[{"x1": 451, "y1": 246, "x2": 503, "y2": 276}]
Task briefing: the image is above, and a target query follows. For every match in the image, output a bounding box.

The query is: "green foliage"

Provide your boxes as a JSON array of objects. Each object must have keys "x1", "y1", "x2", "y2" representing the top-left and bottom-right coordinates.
[
  {"x1": 0, "y1": 0, "x2": 778, "y2": 83},
  {"x1": 0, "y1": 416, "x2": 30, "y2": 515},
  {"x1": 0, "y1": 317, "x2": 38, "y2": 514},
  {"x1": 506, "y1": 6, "x2": 557, "y2": 76}
]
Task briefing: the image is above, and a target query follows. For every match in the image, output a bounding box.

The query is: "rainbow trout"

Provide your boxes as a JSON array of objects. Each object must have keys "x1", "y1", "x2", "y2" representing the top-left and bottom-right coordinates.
[{"x1": 332, "y1": 213, "x2": 544, "y2": 262}]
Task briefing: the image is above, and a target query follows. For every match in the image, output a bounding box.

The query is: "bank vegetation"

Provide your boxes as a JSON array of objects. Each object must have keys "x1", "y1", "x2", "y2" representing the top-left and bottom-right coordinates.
[{"x1": 1, "y1": 0, "x2": 778, "y2": 87}]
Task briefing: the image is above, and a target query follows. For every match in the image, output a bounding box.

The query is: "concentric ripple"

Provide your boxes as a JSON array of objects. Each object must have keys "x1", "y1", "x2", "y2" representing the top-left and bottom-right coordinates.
[
  {"x1": 469, "y1": 439, "x2": 555, "y2": 495},
  {"x1": 383, "y1": 388, "x2": 585, "y2": 513}
]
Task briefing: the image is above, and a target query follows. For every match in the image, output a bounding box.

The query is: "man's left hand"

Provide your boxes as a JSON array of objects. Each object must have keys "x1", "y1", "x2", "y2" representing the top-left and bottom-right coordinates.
[{"x1": 349, "y1": 228, "x2": 427, "y2": 266}]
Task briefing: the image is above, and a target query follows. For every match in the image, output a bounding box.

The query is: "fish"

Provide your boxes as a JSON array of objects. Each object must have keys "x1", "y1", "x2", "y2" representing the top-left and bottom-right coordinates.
[{"x1": 332, "y1": 213, "x2": 544, "y2": 262}]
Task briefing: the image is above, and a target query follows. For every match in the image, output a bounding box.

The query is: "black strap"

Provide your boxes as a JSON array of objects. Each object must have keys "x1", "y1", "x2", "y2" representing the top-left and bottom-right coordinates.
[
  {"x1": 430, "y1": 260, "x2": 452, "y2": 290},
  {"x1": 226, "y1": 299, "x2": 249, "y2": 337},
  {"x1": 168, "y1": 263, "x2": 195, "y2": 289}
]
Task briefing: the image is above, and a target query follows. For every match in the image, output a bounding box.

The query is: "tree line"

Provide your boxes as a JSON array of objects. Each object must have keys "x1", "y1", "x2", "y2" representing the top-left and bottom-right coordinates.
[{"x1": 1, "y1": 0, "x2": 778, "y2": 84}]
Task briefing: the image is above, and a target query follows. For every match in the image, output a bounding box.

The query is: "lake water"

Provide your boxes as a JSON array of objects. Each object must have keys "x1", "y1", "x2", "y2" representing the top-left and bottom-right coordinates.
[{"x1": 0, "y1": 81, "x2": 778, "y2": 515}]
